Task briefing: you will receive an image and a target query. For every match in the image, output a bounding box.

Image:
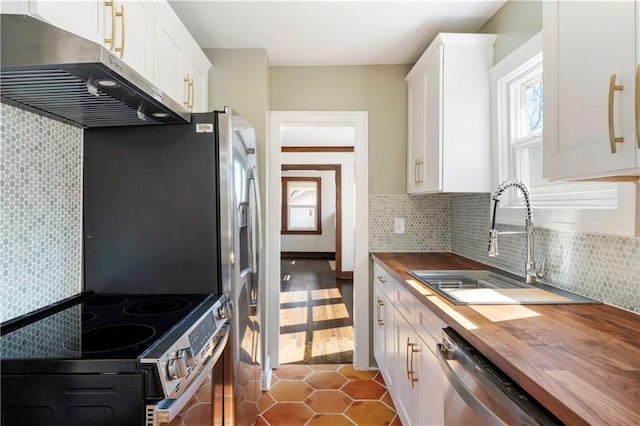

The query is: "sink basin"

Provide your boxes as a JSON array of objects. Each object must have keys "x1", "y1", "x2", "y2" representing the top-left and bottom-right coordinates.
[
  {"x1": 409, "y1": 270, "x2": 530, "y2": 290},
  {"x1": 407, "y1": 270, "x2": 600, "y2": 305}
]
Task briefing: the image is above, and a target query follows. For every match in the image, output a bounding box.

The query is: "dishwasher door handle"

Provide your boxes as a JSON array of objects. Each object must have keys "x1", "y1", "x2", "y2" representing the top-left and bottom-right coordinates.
[{"x1": 436, "y1": 343, "x2": 507, "y2": 426}]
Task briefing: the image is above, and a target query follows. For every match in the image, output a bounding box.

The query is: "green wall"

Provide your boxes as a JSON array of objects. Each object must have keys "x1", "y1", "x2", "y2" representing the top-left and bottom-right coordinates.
[
  {"x1": 270, "y1": 65, "x2": 412, "y2": 194},
  {"x1": 478, "y1": 0, "x2": 542, "y2": 63},
  {"x1": 204, "y1": 48, "x2": 270, "y2": 184}
]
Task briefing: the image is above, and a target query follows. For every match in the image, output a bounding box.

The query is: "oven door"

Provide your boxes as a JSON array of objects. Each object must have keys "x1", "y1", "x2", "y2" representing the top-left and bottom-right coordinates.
[{"x1": 148, "y1": 323, "x2": 230, "y2": 426}]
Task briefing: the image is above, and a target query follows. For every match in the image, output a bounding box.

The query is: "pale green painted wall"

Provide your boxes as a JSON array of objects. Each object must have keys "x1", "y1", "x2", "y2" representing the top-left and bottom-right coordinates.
[
  {"x1": 478, "y1": 0, "x2": 542, "y2": 63},
  {"x1": 204, "y1": 48, "x2": 270, "y2": 183},
  {"x1": 270, "y1": 65, "x2": 412, "y2": 194}
]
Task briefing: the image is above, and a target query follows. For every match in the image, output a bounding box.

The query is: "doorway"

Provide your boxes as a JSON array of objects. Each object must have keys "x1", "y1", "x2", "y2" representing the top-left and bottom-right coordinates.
[
  {"x1": 279, "y1": 164, "x2": 353, "y2": 364},
  {"x1": 281, "y1": 165, "x2": 346, "y2": 277},
  {"x1": 267, "y1": 111, "x2": 369, "y2": 375}
]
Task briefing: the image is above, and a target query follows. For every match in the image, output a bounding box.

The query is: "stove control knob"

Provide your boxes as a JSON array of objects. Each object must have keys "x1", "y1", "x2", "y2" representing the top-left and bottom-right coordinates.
[
  {"x1": 217, "y1": 303, "x2": 229, "y2": 320},
  {"x1": 180, "y1": 348, "x2": 194, "y2": 368},
  {"x1": 166, "y1": 352, "x2": 187, "y2": 380}
]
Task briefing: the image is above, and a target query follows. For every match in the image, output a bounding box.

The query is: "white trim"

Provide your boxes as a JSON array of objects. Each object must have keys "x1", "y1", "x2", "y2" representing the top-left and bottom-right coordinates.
[
  {"x1": 489, "y1": 31, "x2": 638, "y2": 237},
  {"x1": 268, "y1": 111, "x2": 369, "y2": 371}
]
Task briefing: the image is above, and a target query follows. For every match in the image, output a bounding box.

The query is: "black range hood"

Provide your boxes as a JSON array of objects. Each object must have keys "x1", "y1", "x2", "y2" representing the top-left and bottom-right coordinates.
[{"x1": 0, "y1": 14, "x2": 191, "y2": 128}]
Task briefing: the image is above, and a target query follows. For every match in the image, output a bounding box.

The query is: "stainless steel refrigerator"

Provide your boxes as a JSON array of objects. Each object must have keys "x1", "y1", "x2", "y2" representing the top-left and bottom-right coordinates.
[
  {"x1": 83, "y1": 107, "x2": 262, "y2": 425},
  {"x1": 218, "y1": 107, "x2": 263, "y2": 426}
]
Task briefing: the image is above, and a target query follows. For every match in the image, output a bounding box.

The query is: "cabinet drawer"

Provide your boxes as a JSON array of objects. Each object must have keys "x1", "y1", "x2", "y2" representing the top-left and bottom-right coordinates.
[
  {"x1": 393, "y1": 284, "x2": 415, "y2": 323},
  {"x1": 373, "y1": 263, "x2": 396, "y2": 296},
  {"x1": 415, "y1": 303, "x2": 446, "y2": 350}
]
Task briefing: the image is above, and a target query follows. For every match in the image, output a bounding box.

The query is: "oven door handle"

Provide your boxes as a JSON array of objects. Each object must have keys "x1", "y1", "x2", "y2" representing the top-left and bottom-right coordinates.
[{"x1": 152, "y1": 323, "x2": 230, "y2": 425}]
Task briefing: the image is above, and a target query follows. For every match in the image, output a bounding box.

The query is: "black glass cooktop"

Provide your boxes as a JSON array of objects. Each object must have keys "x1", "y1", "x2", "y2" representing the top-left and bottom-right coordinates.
[{"x1": 1, "y1": 293, "x2": 212, "y2": 361}]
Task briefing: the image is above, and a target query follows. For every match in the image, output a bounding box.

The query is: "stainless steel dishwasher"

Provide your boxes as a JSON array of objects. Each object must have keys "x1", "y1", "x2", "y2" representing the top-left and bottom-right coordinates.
[{"x1": 437, "y1": 328, "x2": 561, "y2": 425}]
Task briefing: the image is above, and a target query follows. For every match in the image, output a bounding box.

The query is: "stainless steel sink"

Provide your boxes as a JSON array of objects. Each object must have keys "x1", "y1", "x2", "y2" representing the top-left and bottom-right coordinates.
[
  {"x1": 409, "y1": 270, "x2": 530, "y2": 290},
  {"x1": 407, "y1": 269, "x2": 600, "y2": 305}
]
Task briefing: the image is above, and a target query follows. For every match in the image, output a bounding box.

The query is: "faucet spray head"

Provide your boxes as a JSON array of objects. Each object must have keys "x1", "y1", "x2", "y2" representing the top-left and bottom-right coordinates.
[
  {"x1": 488, "y1": 229, "x2": 498, "y2": 257},
  {"x1": 488, "y1": 197, "x2": 500, "y2": 257}
]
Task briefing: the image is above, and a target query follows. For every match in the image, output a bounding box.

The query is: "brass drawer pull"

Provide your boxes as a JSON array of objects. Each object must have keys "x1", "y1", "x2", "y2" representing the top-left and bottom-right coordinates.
[{"x1": 608, "y1": 74, "x2": 624, "y2": 153}]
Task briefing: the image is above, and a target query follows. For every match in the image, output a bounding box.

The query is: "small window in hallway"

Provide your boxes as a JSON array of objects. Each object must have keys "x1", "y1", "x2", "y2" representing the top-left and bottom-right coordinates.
[{"x1": 281, "y1": 177, "x2": 322, "y2": 234}]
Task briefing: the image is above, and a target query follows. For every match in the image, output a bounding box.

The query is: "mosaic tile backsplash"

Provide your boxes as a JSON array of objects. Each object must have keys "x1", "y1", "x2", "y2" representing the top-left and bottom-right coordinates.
[
  {"x1": 0, "y1": 103, "x2": 83, "y2": 322},
  {"x1": 369, "y1": 194, "x2": 450, "y2": 252},
  {"x1": 449, "y1": 193, "x2": 640, "y2": 313},
  {"x1": 370, "y1": 192, "x2": 639, "y2": 313}
]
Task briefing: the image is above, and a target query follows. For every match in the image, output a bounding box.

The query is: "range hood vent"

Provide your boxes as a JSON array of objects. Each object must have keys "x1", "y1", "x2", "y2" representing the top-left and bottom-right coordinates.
[{"x1": 1, "y1": 14, "x2": 191, "y2": 128}]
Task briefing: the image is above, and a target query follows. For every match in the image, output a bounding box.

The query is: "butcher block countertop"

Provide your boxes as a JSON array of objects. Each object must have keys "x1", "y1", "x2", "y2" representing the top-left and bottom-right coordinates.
[{"x1": 371, "y1": 252, "x2": 640, "y2": 426}]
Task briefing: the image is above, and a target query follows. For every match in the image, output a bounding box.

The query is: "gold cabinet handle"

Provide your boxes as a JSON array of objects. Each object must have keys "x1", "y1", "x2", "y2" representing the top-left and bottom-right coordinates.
[
  {"x1": 114, "y1": 4, "x2": 125, "y2": 59},
  {"x1": 409, "y1": 342, "x2": 419, "y2": 388},
  {"x1": 636, "y1": 65, "x2": 640, "y2": 148},
  {"x1": 376, "y1": 298, "x2": 384, "y2": 328},
  {"x1": 405, "y1": 338, "x2": 412, "y2": 380},
  {"x1": 417, "y1": 158, "x2": 424, "y2": 185},
  {"x1": 188, "y1": 76, "x2": 195, "y2": 111},
  {"x1": 608, "y1": 74, "x2": 625, "y2": 153},
  {"x1": 104, "y1": 1, "x2": 116, "y2": 50},
  {"x1": 414, "y1": 159, "x2": 419, "y2": 186},
  {"x1": 183, "y1": 74, "x2": 191, "y2": 108}
]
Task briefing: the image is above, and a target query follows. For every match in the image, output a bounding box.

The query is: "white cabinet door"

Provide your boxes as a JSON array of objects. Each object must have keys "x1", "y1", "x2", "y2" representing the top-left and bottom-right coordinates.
[
  {"x1": 543, "y1": 0, "x2": 640, "y2": 180},
  {"x1": 185, "y1": 55, "x2": 209, "y2": 113},
  {"x1": 153, "y1": 2, "x2": 211, "y2": 112},
  {"x1": 153, "y1": 2, "x2": 187, "y2": 107},
  {"x1": 407, "y1": 65, "x2": 427, "y2": 194},
  {"x1": 110, "y1": 0, "x2": 155, "y2": 83},
  {"x1": 406, "y1": 34, "x2": 495, "y2": 194},
  {"x1": 424, "y1": 46, "x2": 443, "y2": 193},
  {"x1": 1, "y1": 0, "x2": 104, "y2": 43},
  {"x1": 418, "y1": 335, "x2": 445, "y2": 426},
  {"x1": 395, "y1": 316, "x2": 421, "y2": 426},
  {"x1": 372, "y1": 266, "x2": 396, "y2": 394},
  {"x1": 373, "y1": 284, "x2": 387, "y2": 372}
]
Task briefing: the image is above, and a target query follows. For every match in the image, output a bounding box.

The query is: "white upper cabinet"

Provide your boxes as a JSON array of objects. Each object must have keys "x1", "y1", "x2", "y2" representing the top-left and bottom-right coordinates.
[
  {"x1": 154, "y1": 2, "x2": 186, "y2": 108},
  {"x1": 104, "y1": 0, "x2": 155, "y2": 83},
  {"x1": 543, "y1": 0, "x2": 640, "y2": 181},
  {"x1": 3, "y1": 0, "x2": 211, "y2": 113},
  {"x1": 406, "y1": 33, "x2": 496, "y2": 194},
  {"x1": 184, "y1": 47, "x2": 210, "y2": 113},
  {"x1": 154, "y1": 2, "x2": 211, "y2": 113},
  {"x1": 407, "y1": 62, "x2": 427, "y2": 194},
  {"x1": 1, "y1": 0, "x2": 105, "y2": 43}
]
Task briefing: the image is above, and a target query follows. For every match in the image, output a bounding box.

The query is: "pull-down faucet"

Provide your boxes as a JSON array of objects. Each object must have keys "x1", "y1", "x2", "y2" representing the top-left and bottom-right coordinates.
[{"x1": 488, "y1": 179, "x2": 544, "y2": 284}]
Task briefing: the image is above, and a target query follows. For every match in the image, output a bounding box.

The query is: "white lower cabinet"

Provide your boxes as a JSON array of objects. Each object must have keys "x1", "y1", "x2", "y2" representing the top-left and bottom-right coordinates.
[
  {"x1": 373, "y1": 282, "x2": 393, "y2": 391},
  {"x1": 372, "y1": 262, "x2": 445, "y2": 425},
  {"x1": 395, "y1": 313, "x2": 421, "y2": 425},
  {"x1": 417, "y1": 334, "x2": 445, "y2": 425}
]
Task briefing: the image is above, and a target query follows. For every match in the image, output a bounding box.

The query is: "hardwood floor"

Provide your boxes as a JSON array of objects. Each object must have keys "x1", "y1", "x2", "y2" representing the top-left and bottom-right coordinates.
[{"x1": 280, "y1": 258, "x2": 353, "y2": 364}]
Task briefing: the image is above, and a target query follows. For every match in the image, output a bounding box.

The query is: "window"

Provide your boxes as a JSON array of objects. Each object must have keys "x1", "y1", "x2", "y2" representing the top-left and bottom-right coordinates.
[
  {"x1": 281, "y1": 177, "x2": 322, "y2": 234},
  {"x1": 490, "y1": 32, "x2": 634, "y2": 236}
]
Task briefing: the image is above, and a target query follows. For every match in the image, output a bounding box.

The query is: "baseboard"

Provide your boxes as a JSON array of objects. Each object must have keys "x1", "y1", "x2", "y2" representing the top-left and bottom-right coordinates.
[
  {"x1": 337, "y1": 271, "x2": 353, "y2": 280},
  {"x1": 261, "y1": 368, "x2": 273, "y2": 391},
  {"x1": 281, "y1": 251, "x2": 335, "y2": 260}
]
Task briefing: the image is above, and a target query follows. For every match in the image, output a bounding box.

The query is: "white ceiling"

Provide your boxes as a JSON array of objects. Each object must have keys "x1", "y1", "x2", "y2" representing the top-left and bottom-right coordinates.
[{"x1": 168, "y1": 1, "x2": 507, "y2": 66}]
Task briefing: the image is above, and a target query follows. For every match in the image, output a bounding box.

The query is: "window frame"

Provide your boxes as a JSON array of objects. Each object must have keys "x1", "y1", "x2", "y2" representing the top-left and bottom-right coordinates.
[
  {"x1": 490, "y1": 31, "x2": 637, "y2": 237},
  {"x1": 281, "y1": 176, "x2": 322, "y2": 235}
]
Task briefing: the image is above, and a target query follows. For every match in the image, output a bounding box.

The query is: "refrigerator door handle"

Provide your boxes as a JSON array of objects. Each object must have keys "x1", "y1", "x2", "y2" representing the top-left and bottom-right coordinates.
[{"x1": 248, "y1": 166, "x2": 262, "y2": 309}]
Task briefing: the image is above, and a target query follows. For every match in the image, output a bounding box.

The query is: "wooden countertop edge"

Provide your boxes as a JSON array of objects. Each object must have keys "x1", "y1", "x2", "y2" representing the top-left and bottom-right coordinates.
[{"x1": 370, "y1": 252, "x2": 640, "y2": 425}]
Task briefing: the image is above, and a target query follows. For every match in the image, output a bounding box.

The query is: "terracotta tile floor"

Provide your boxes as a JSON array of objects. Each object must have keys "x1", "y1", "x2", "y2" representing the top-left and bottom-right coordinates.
[{"x1": 256, "y1": 364, "x2": 401, "y2": 426}]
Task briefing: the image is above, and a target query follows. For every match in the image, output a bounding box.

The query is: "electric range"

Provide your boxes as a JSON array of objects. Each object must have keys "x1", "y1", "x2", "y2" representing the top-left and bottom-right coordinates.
[{"x1": 1, "y1": 292, "x2": 230, "y2": 425}]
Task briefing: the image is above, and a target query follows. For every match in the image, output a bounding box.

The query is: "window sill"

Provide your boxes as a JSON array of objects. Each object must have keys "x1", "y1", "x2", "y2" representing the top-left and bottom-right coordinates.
[{"x1": 495, "y1": 183, "x2": 639, "y2": 237}]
